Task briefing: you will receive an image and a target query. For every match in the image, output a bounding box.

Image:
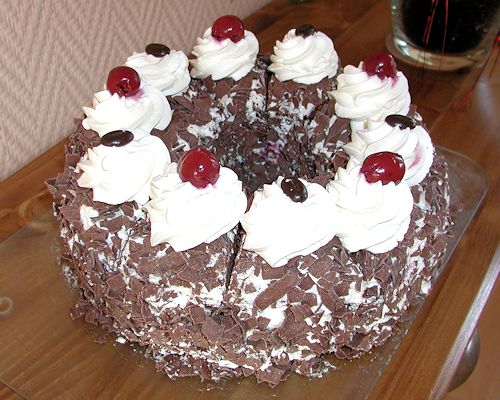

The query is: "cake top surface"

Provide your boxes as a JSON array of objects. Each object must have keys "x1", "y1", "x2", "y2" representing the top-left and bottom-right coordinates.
[{"x1": 70, "y1": 15, "x2": 434, "y2": 265}]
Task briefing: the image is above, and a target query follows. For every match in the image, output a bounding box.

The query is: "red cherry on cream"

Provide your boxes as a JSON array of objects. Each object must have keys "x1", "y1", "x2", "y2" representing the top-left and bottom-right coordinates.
[
  {"x1": 360, "y1": 152, "x2": 405, "y2": 185},
  {"x1": 178, "y1": 147, "x2": 220, "y2": 189},
  {"x1": 212, "y1": 15, "x2": 245, "y2": 43},
  {"x1": 362, "y1": 53, "x2": 398, "y2": 80},
  {"x1": 106, "y1": 66, "x2": 141, "y2": 97}
]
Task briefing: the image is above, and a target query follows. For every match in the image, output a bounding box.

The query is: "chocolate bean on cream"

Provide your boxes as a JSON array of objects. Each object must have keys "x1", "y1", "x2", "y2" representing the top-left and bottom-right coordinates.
[
  {"x1": 385, "y1": 114, "x2": 417, "y2": 130},
  {"x1": 146, "y1": 43, "x2": 171, "y2": 57},
  {"x1": 281, "y1": 177, "x2": 308, "y2": 202},
  {"x1": 100, "y1": 130, "x2": 134, "y2": 147},
  {"x1": 295, "y1": 24, "x2": 317, "y2": 38}
]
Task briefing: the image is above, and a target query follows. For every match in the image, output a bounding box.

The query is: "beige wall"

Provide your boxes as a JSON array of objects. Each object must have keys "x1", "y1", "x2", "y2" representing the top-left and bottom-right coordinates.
[{"x1": 0, "y1": 0, "x2": 271, "y2": 181}]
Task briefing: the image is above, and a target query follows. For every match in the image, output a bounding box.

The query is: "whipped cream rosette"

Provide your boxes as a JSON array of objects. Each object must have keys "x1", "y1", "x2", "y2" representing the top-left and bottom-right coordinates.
[
  {"x1": 344, "y1": 115, "x2": 434, "y2": 187},
  {"x1": 329, "y1": 53, "x2": 411, "y2": 131},
  {"x1": 240, "y1": 176, "x2": 338, "y2": 267},
  {"x1": 77, "y1": 132, "x2": 170, "y2": 205},
  {"x1": 268, "y1": 26, "x2": 339, "y2": 84},
  {"x1": 145, "y1": 163, "x2": 247, "y2": 251},
  {"x1": 190, "y1": 16, "x2": 259, "y2": 81},
  {"x1": 125, "y1": 44, "x2": 190, "y2": 97},
  {"x1": 327, "y1": 154, "x2": 413, "y2": 253},
  {"x1": 82, "y1": 86, "x2": 172, "y2": 138}
]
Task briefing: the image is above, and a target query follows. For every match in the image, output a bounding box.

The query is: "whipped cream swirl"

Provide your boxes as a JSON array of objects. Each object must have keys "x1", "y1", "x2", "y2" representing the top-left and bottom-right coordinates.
[
  {"x1": 77, "y1": 135, "x2": 170, "y2": 205},
  {"x1": 327, "y1": 165, "x2": 413, "y2": 253},
  {"x1": 145, "y1": 164, "x2": 247, "y2": 251},
  {"x1": 190, "y1": 27, "x2": 259, "y2": 81},
  {"x1": 329, "y1": 64, "x2": 411, "y2": 129},
  {"x1": 82, "y1": 86, "x2": 172, "y2": 138},
  {"x1": 344, "y1": 119, "x2": 434, "y2": 186},
  {"x1": 240, "y1": 177, "x2": 338, "y2": 267},
  {"x1": 125, "y1": 50, "x2": 190, "y2": 96},
  {"x1": 268, "y1": 29, "x2": 338, "y2": 84}
]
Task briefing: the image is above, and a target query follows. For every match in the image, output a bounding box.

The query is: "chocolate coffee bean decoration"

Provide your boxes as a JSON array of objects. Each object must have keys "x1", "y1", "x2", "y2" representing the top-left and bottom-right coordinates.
[
  {"x1": 145, "y1": 43, "x2": 171, "y2": 57},
  {"x1": 281, "y1": 177, "x2": 308, "y2": 203},
  {"x1": 101, "y1": 130, "x2": 134, "y2": 147},
  {"x1": 385, "y1": 114, "x2": 417, "y2": 130},
  {"x1": 295, "y1": 24, "x2": 317, "y2": 38}
]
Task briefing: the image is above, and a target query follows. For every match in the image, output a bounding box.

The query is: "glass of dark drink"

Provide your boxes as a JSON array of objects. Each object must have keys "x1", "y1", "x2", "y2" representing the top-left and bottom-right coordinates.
[{"x1": 388, "y1": 0, "x2": 500, "y2": 70}]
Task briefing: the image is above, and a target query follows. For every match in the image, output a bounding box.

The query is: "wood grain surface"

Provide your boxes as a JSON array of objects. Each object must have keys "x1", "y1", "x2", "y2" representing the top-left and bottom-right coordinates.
[
  {"x1": 0, "y1": 383, "x2": 24, "y2": 400},
  {"x1": 1, "y1": 0, "x2": 498, "y2": 398}
]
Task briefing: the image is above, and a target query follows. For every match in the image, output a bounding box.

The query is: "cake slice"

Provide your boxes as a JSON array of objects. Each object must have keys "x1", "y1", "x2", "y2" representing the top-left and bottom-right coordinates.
[
  {"x1": 187, "y1": 15, "x2": 266, "y2": 145},
  {"x1": 267, "y1": 25, "x2": 339, "y2": 130},
  {"x1": 222, "y1": 154, "x2": 452, "y2": 385},
  {"x1": 48, "y1": 125, "x2": 235, "y2": 317}
]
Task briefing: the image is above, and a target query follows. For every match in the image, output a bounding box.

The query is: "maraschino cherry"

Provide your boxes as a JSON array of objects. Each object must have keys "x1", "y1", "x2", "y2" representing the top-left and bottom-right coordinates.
[
  {"x1": 362, "y1": 53, "x2": 398, "y2": 80},
  {"x1": 106, "y1": 66, "x2": 141, "y2": 97},
  {"x1": 212, "y1": 15, "x2": 245, "y2": 43},
  {"x1": 178, "y1": 147, "x2": 220, "y2": 189},
  {"x1": 360, "y1": 152, "x2": 405, "y2": 185}
]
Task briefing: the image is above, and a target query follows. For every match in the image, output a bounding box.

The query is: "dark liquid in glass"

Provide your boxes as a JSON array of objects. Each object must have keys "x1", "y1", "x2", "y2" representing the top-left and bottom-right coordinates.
[{"x1": 401, "y1": 0, "x2": 500, "y2": 54}]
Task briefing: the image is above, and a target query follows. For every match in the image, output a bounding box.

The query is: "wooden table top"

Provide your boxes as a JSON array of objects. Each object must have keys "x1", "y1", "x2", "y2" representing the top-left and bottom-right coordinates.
[{"x1": 0, "y1": 0, "x2": 498, "y2": 398}]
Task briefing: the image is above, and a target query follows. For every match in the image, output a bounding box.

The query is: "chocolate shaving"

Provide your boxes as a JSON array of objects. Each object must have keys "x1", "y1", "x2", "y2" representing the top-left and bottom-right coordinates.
[
  {"x1": 255, "y1": 271, "x2": 300, "y2": 310},
  {"x1": 201, "y1": 318, "x2": 223, "y2": 342}
]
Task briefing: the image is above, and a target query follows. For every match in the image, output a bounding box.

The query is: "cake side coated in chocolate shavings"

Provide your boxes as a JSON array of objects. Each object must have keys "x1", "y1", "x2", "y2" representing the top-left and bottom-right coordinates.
[
  {"x1": 47, "y1": 50, "x2": 453, "y2": 386},
  {"x1": 48, "y1": 130, "x2": 451, "y2": 386},
  {"x1": 223, "y1": 155, "x2": 451, "y2": 384},
  {"x1": 48, "y1": 153, "x2": 451, "y2": 386}
]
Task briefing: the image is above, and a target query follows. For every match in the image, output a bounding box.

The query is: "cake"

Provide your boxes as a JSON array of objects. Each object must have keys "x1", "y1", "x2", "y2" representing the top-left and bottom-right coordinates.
[{"x1": 47, "y1": 16, "x2": 452, "y2": 386}]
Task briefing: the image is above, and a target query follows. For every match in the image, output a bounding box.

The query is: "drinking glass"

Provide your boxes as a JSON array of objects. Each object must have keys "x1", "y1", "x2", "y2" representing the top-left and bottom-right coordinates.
[{"x1": 388, "y1": 0, "x2": 500, "y2": 70}]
